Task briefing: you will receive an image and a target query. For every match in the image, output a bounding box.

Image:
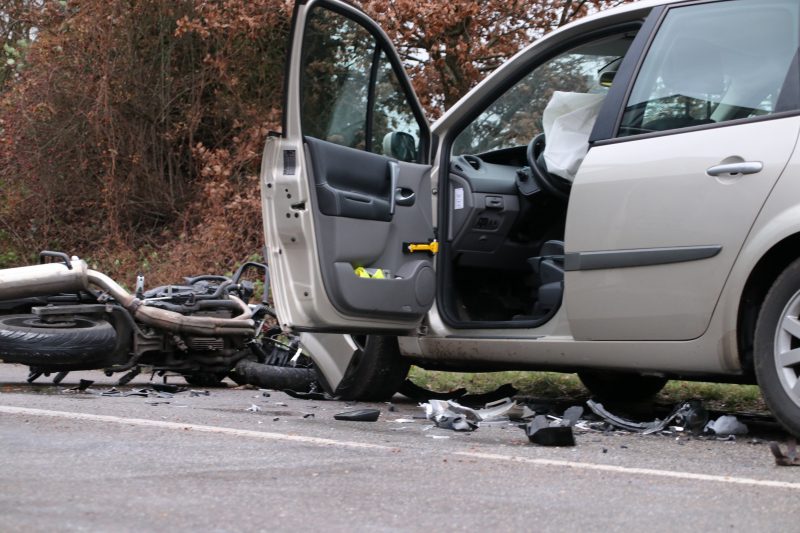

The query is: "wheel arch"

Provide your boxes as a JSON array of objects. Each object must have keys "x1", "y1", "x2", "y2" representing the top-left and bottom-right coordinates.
[{"x1": 737, "y1": 232, "x2": 800, "y2": 379}]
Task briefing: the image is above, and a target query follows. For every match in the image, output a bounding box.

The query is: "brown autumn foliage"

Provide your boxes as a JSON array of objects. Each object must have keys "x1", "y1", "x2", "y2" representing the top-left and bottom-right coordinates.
[{"x1": 0, "y1": 0, "x2": 634, "y2": 285}]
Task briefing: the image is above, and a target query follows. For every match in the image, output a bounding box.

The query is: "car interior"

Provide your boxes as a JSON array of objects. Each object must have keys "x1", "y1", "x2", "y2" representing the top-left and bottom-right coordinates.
[{"x1": 439, "y1": 32, "x2": 638, "y2": 327}]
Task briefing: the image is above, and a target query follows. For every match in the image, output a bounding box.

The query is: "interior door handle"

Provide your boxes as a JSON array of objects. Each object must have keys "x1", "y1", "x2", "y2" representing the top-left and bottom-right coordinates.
[
  {"x1": 396, "y1": 188, "x2": 416, "y2": 207},
  {"x1": 707, "y1": 162, "x2": 763, "y2": 176},
  {"x1": 388, "y1": 161, "x2": 399, "y2": 215}
]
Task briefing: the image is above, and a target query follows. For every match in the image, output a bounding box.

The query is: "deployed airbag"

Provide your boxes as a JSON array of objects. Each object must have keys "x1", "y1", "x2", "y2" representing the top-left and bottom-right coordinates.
[{"x1": 542, "y1": 91, "x2": 606, "y2": 182}]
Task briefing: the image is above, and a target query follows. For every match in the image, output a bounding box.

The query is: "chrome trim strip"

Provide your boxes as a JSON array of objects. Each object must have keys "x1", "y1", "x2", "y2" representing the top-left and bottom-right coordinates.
[{"x1": 564, "y1": 245, "x2": 722, "y2": 271}]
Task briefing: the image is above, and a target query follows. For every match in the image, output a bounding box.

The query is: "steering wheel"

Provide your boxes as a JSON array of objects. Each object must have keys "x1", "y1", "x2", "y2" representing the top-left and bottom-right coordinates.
[{"x1": 526, "y1": 134, "x2": 571, "y2": 202}]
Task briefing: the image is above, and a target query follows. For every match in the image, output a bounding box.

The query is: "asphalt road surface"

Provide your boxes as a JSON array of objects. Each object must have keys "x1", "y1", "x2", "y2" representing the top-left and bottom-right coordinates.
[{"x1": 1, "y1": 363, "x2": 799, "y2": 532}]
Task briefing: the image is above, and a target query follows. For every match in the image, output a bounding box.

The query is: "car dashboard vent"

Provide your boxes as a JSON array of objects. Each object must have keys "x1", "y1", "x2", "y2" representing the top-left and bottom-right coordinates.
[{"x1": 464, "y1": 156, "x2": 481, "y2": 170}]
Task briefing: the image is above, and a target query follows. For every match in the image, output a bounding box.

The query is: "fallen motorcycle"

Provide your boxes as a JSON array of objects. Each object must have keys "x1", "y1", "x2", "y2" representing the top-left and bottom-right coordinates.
[{"x1": 0, "y1": 251, "x2": 316, "y2": 389}]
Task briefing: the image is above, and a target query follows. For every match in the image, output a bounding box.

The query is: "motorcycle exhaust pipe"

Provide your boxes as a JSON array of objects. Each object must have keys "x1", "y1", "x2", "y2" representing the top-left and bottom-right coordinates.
[
  {"x1": 86, "y1": 270, "x2": 255, "y2": 336},
  {"x1": 0, "y1": 256, "x2": 255, "y2": 336},
  {"x1": 0, "y1": 257, "x2": 90, "y2": 300}
]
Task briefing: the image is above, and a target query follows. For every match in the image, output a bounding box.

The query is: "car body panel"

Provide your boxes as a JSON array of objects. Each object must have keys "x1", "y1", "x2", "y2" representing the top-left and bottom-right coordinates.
[{"x1": 564, "y1": 117, "x2": 800, "y2": 341}]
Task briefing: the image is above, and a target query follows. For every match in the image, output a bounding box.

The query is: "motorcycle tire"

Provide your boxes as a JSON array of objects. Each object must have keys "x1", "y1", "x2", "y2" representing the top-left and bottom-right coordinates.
[{"x1": 0, "y1": 314, "x2": 116, "y2": 365}]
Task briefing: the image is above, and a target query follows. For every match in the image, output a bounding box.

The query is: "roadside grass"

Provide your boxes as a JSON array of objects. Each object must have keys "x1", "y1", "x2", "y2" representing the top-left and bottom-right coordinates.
[{"x1": 408, "y1": 367, "x2": 768, "y2": 413}]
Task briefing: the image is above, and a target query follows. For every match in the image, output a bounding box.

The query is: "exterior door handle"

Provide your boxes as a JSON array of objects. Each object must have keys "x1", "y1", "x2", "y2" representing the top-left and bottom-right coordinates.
[{"x1": 707, "y1": 162, "x2": 763, "y2": 176}]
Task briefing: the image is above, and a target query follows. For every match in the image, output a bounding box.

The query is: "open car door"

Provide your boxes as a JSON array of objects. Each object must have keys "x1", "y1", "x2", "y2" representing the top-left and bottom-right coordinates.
[{"x1": 261, "y1": 0, "x2": 435, "y2": 341}]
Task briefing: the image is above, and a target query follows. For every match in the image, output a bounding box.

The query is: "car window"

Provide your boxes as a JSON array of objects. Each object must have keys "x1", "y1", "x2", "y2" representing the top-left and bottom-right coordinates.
[
  {"x1": 453, "y1": 33, "x2": 637, "y2": 156},
  {"x1": 371, "y1": 50, "x2": 421, "y2": 160},
  {"x1": 619, "y1": 0, "x2": 800, "y2": 138},
  {"x1": 301, "y1": 7, "x2": 420, "y2": 161}
]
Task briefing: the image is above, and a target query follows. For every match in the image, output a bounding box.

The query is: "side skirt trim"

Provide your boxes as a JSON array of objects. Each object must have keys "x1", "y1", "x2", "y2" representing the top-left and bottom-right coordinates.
[{"x1": 564, "y1": 245, "x2": 722, "y2": 271}]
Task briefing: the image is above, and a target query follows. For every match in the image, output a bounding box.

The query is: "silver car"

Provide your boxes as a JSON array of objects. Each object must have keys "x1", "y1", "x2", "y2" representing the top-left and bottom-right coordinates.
[{"x1": 263, "y1": 0, "x2": 800, "y2": 436}]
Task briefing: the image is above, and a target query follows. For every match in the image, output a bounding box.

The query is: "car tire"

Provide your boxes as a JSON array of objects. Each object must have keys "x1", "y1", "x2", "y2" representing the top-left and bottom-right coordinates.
[
  {"x1": 0, "y1": 314, "x2": 116, "y2": 365},
  {"x1": 754, "y1": 257, "x2": 800, "y2": 438},
  {"x1": 578, "y1": 371, "x2": 668, "y2": 402},
  {"x1": 334, "y1": 335, "x2": 410, "y2": 401}
]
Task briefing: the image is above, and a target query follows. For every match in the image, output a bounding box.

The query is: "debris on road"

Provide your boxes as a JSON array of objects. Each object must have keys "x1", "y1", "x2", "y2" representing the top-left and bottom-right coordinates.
[
  {"x1": 283, "y1": 389, "x2": 328, "y2": 401},
  {"x1": 65, "y1": 379, "x2": 94, "y2": 392},
  {"x1": 334, "y1": 409, "x2": 381, "y2": 422},
  {"x1": 526, "y1": 415, "x2": 576, "y2": 447},
  {"x1": 149, "y1": 383, "x2": 186, "y2": 394},
  {"x1": 246, "y1": 404, "x2": 261, "y2": 412},
  {"x1": 421, "y1": 398, "x2": 520, "y2": 432},
  {"x1": 769, "y1": 439, "x2": 800, "y2": 466},
  {"x1": 124, "y1": 389, "x2": 150, "y2": 397},
  {"x1": 587, "y1": 399, "x2": 709, "y2": 435},
  {"x1": 101, "y1": 387, "x2": 122, "y2": 397},
  {"x1": 705, "y1": 415, "x2": 748, "y2": 436},
  {"x1": 190, "y1": 390, "x2": 210, "y2": 397}
]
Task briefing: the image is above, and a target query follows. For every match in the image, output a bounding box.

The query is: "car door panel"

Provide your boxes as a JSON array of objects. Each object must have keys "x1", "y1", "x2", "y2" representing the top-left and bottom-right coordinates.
[
  {"x1": 566, "y1": 114, "x2": 800, "y2": 341},
  {"x1": 307, "y1": 141, "x2": 436, "y2": 320},
  {"x1": 263, "y1": 0, "x2": 433, "y2": 335}
]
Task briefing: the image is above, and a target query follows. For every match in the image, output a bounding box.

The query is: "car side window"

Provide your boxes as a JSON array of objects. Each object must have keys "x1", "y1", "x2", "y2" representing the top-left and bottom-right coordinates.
[
  {"x1": 452, "y1": 33, "x2": 637, "y2": 156},
  {"x1": 619, "y1": 0, "x2": 800, "y2": 138},
  {"x1": 301, "y1": 7, "x2": 421, "y2": 161}
]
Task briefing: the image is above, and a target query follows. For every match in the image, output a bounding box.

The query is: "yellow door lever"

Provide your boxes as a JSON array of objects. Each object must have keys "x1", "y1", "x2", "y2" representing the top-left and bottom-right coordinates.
[{"x1": 405, "y1": 241, "x2": 438, "y2": 254}]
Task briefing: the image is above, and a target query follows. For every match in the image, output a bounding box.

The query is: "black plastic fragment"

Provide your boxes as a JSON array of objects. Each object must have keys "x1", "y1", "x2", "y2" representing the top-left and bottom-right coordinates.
[
  {"x1": 149, "y1": 382, "x2": 186, "y2": 393},
  {"x1": 124, "y1": 389, "x2": 150, "y2": 397},
  {"x1": 284, "y1": 389, "x2": 327, "y2": 400},
  {"x1": 73, "y1": 379, "x2": 94, "y2": 391},
  {"x1": 101, "y1": 387, "x2": 122, "y2": 397},
  {"x1": 526, "y1": 415, "x2": 575, "y2": 446},
  {"x1": 190, "y1": 390, "x2": 210, "y2": 397},
  {"x1": 302, "y1": 413, "x2": 315, "y2": 419},
  {"x1": 334, "y1": 409, "x2": 381, "y2": 422}
]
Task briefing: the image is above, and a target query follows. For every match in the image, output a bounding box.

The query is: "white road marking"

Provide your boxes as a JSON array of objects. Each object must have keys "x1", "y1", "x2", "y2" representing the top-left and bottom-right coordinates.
[{"x1": 2, "y1": 405, "x2": 798, "y2": 491}]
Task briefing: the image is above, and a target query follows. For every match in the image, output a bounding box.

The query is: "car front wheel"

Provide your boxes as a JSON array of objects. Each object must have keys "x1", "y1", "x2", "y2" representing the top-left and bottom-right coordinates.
[{"x1": 754, "y1": 257, "x2": 800, "y2": 437}]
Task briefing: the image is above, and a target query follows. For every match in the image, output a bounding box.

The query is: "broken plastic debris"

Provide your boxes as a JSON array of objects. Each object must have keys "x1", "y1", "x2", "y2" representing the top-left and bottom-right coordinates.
[
  {"x1": 587, "y1": 399, "x2": 707, "y2": 435},
  {"x1": 101, "y1": 387, "x2": 122, "y2": 397},
  {"x1": 156, "y1": 391, "x2": 174, "y2": 399},
  {"x1": 302, "y1": 413, "x2": 315, "y2": 419},
  {"x1": 284, "y1": 389, "x2": 327, "y2": 400},
  {"x1": 66, "y1": 379, "x2": 94, "y2": 392},
  {"x1": 275, "y1": 402, "x2": 287, "y2": 407},
  {"x1": 149, "y1": 383, "x2": 186, "y2": 394},
  {"x1": 246, "y1": 404, "x2": 261, "y2": 412},
  {"x1": 334, "y1": 409, "x2": 381, "y2": 422},
  {"x1": 124, "y1": 389, "x2": 150, "y2": 397},
  {"x1": 769, "y1": 439, "x2": 800, "y2": 466},
  {"x1": 705, "y1": 415, "x2": 748, "y2": 436},
  {"x1": 525, "y1": 415, "x2": 576, "y2": 447},
  {"x1": 561, "y1": 406, "x2": 584, "y2": 427},
  {"x1": 190, "y1": 390, "x2": 210, "y2": 397},
  {"x1": 392, "y1": 419, "x2": 415, "y2": 423}
]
